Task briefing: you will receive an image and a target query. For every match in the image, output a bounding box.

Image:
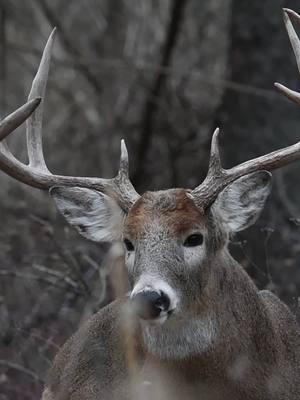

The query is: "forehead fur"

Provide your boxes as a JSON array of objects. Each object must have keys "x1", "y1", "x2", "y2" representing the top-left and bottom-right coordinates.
[{"x1": 125, "y1": 189, "x2": 205, "y2": 237}]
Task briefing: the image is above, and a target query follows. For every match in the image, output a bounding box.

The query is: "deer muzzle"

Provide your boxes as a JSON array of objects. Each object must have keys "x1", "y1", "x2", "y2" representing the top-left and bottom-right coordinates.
[{"x1": 131, "y1": 290, "x2": 171, "y2": 320}]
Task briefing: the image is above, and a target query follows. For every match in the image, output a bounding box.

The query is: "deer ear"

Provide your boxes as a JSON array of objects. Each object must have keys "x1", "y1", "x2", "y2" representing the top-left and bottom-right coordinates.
[
  {"x1": 49, "y1": 187, "x2": 125, "y2": 242},
  {"x1": 212, "y1": 171, "x2": 272, "y2": 233}
]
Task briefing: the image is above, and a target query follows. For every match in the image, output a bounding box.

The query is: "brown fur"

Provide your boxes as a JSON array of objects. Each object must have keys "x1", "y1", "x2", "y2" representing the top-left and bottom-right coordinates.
[
  {"x1": 42, "y1": 189, "x2": 300, "y2": 400},
  {"x1": 125, "y1": 189, "x2": 206, "y2": 238},
  {"x1": 43, "y1": 262, "x2": 300, "y2": 399}
]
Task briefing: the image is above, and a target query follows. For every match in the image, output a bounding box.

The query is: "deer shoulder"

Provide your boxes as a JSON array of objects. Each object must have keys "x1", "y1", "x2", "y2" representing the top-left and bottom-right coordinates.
[
  {"x1": 44, "y1": 298, "x2": 143, "y2": 400},
  {"x1": 260, "y1": 289, "x2": 300, "y2": 353}
]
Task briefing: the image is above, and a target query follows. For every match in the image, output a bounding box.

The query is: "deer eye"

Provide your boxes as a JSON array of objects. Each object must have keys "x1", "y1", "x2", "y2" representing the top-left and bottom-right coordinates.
[
  {"x1": 183, "y1": 233, "x2": 203, "y2": 247},
  {"x1": 124, "y1": 238, "x2": 134, "y2": 252}
]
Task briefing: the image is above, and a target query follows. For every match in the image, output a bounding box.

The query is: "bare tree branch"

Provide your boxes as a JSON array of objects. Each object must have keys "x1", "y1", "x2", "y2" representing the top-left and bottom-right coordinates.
[
  {"x1": 0, "y1": 360, "x2": 44, "y2": 383},
  {"x1": 36, "y1": 0, "x2": 103, "y2": 94}
]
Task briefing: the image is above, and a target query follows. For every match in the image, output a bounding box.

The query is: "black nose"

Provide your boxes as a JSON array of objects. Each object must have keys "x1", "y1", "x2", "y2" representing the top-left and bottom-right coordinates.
[{"x1": 131, "y1": 291, "x2": 170, "y2": 320}]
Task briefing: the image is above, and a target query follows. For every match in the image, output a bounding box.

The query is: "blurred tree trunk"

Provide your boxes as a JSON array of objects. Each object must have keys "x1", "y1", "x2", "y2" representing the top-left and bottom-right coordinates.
[
  {"x1": 134, "y1": 0, "x2": 188, "y2": 186},
  {"x1": 215, "y1": 0, "x2": 299, "y2": 161},
  {"x1": 215, "y1": 0, "x2": 300, "y2": 294},
  {"x1": 0, "y1": 0, "x2": 7, "y2": 117}
]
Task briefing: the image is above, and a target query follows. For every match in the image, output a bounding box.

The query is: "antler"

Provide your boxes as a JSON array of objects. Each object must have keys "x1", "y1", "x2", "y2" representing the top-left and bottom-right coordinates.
[
  {"x1": 0, "y1": 29, "x2": 139, "y2": 211},
  {"x1": 275, "y1": 9, "x2": 300, "y2": 104},
  {"x1": 192, "y1": 128, "x2": 300, "y2": 209},
  {"x1": 192, "y1": 9, "x2": 300, "y2": 210},
  {"x1": 0, "y1": 98, "x2": 41, "y2": 141}
]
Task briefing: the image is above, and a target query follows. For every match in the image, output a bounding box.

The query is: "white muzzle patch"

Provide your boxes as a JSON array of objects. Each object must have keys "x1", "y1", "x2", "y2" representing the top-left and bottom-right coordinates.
[{"x1": 131, "y1": 276, "x2": 179, "y2": 323}]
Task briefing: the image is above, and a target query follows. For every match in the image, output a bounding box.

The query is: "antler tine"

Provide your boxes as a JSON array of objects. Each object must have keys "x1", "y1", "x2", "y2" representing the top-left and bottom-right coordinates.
[
  {"x1": 192, "y1": 128, "x2": 300, "y2": 211},
  {"x1": 114, "y1": 140, "x2": 140, "y2": 209},
  {"x1": 275, "y1": 82, "x2": 300, "y2": 105},
  {"x1": 26, "y1": 28, "x2": 56, "y2": 171},
  {"x1": 283, "y1": 9, "x2": 300, "y2": 73},
  {"x1": 275, "y1": 9, "x2": 300, "y2": 104},
  {"x1": 0, "y1": 98, "x2": 41, "y2": 141},
  {"x1": 192, "y1": 129, "x2": 227, "y2": 209},
  {"x1": 0, "y1": 30, "x2": 139, "y2": 211},
  {"x1": 207, "y1": 128, "x2": 222, "y2": 173},
  {"x1": 119, "y1": 139, "x2": 129, "y2": 178}
]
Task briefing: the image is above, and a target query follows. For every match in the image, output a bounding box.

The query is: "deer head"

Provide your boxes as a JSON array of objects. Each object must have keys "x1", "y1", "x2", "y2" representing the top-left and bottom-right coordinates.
[{"x1": 1, "y1": 9, "x2": 300, "y2": 359}]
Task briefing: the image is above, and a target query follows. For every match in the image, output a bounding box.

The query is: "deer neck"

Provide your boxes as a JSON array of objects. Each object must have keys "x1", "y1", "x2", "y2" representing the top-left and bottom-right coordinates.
[{"x1": 138, "y1": 250, "x2": 266, "y2": 365}]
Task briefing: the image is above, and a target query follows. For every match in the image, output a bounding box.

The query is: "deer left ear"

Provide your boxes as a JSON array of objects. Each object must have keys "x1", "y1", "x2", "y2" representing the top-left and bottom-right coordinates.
[
  {"x1": 211, "y1": 171, "x2": 272, "y2": 233},
  {"x1": 50, "y1": 187, "x2": 125, "y2": 242}
]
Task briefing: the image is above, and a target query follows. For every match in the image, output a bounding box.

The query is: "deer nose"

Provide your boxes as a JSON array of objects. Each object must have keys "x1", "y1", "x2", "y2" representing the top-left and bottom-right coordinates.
[{"x1": 131, "y1": 290, "x2": 170, "y2": 320}]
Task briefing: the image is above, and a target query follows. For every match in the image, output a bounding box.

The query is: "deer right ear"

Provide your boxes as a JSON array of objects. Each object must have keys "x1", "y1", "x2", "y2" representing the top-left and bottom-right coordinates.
[
  {"x1": 49, "y1": 187, "x2": 125, "y2": 242},
  {"x1": 211, "y1": 171, "x2": 272, "y2": 233}
]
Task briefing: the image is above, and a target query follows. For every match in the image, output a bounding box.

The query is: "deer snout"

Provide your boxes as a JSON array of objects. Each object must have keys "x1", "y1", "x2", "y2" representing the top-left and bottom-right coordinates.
[{"x1": 131, "y1": 290, "x2": 170, "y2": 320}]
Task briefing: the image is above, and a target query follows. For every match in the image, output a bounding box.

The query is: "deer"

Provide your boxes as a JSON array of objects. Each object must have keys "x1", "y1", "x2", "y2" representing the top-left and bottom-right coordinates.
[{"x1": 1, "y1": 8, "x2": 300, "y2": 400}]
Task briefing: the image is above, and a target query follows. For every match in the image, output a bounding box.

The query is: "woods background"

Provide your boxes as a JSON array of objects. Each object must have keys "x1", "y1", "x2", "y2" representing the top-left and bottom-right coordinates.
[{"x1": 1, "y1": 0, "x2": 300, "y2": 399}]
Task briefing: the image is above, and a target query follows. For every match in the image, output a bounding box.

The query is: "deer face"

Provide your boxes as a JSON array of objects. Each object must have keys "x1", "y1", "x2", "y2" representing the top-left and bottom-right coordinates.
[
  {"x1": 50, "y1": 171, "x2": 271, "y2": 328},
  {"x1": 124, "y1": 189, "x2": 209, "y2": 324}
]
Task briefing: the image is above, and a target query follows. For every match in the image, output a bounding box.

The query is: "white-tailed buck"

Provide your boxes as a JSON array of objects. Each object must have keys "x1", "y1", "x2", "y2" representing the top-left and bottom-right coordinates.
[{"x1": 2, "y1": 8, "x2": 300, "y2": 400}]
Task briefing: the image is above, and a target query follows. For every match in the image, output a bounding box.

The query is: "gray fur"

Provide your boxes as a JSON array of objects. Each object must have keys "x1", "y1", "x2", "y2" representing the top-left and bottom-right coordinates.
[
  {"x1": 43, "y1": 181, "x2": 300, "y2": 400},
  {"x1": 212, "y1": 171, "x2": 272, "y2": 232},
  {"x1": 50, "y1": 186, "x2": 125, "y2": 242}
]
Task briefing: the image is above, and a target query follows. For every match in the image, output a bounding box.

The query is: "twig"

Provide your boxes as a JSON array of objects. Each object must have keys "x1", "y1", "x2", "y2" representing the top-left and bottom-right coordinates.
[
  {"x1": 32, "y1": 263, "x2": 81, "y2": 291},
  {"x1": 14, "y1": 327, "x2": 59, "y2": 350},
  {"x1": 275, "y1": 170, "x2": 300, "y2": 219},
  {"x1": 29, "y1": 213, "x2": 91, "y2": 296},
  {"x1": 0, "y1": 269, "x2": 83, "y2": 294},
  {"x1": 36, "y1": 0, "x2": 103, "y2": 94},
  {"x1": 9, "y1": 42, "x2": 282, "y2": 101},
  {"x1": 0, "y1": 360, "x2": 44, "y2": 383}
]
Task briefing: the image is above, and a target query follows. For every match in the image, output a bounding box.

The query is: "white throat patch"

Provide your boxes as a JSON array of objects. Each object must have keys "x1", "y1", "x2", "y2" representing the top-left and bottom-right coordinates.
[{"x1": 142, "y1": 314, "x2": 217, "y2": 360}]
